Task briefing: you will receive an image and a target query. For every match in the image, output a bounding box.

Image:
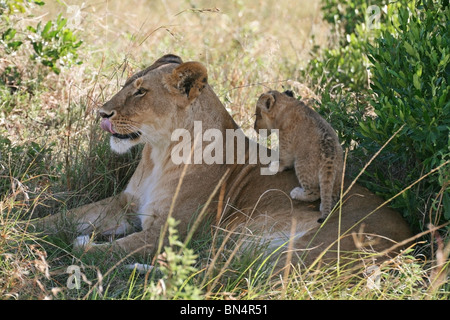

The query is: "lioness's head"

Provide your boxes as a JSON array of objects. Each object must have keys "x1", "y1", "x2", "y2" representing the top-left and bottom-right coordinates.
[
  {"x1": 99, "y1": 54, "x2": 208, "y2": 154},
  {"x1": 253, "y1": 90, "x2": 295, "y2": 131}
]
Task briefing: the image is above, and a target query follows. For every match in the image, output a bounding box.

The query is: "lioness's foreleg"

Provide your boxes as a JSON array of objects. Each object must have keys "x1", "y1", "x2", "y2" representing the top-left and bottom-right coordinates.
[
  {"x1": 34, "y1": 194, "x2": 139, "y2": 238},
  {"x1": 80, "y1": 230, "x2": 158, "y2": 257},
  {"x1": 75, "y1": 201, "x2": 193, "y2": 257}
]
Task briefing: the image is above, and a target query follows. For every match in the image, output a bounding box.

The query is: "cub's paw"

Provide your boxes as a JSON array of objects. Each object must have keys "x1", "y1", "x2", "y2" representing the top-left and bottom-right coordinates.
[
  {"x1": 317, "y1": 216, "x2": 326, "y2": 224},
  {"x1": 268, "y1": 161, "x2": 280, "y2": 173},
  {"x1": 290, "y1": 187, "x2": 320, "y2": 201},
  {"x1": 290, "y1": 187, "x2": 305, "y2": 200},
  {"x1": 317, "y1": 208, "x2": 329, "y2": 223}
]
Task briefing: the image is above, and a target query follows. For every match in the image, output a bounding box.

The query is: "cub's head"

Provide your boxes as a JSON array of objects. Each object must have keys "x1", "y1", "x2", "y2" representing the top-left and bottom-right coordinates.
[
  {"x1": 253, "y1": 90, "x2": 295, "y2": 131},
  {"x1": 98, "y1": 54, "x2": 208, "y2": 153}
]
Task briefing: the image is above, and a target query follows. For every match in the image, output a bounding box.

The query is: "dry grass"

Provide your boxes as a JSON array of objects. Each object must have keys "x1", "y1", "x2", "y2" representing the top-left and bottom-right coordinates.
[
  {"x1": 0, "y1": 0, "x2": 448, "y2": 300},
  {"x1": 29, "y1": 0, "x2": 329, "y2": 129}
]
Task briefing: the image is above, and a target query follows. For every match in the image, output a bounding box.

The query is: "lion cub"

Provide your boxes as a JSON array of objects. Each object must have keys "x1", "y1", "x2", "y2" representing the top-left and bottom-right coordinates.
[{"x1": 254, "y1": 90, "x2": 343, "y2": 223}]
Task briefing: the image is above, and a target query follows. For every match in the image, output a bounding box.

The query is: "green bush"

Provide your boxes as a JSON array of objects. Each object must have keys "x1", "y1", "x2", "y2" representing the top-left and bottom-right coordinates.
[
  {"x1": 26, "y1": 14, "x2": 83, "y2": 74},
  {"x1": 142, "y1": 218, "x2": 203, "y2": 300},
  {"x1": 1, "y1": 0, "x2": 82, "y2": 78},
  {"x1": 300, "y1": 0, "x2": 383, "y2": 150},
  {"x1": 303, "y1": 0, "x2": 449, "y2": 232},
  {"x1": 321, "y1": 0, "x2": 389, "y2": 44},
  {"x1": 359, "y1": 2, "x2": 449, "y2": 229},
  {"x1": 302, "y1": 32, "x2": 371, "y2": 149}
]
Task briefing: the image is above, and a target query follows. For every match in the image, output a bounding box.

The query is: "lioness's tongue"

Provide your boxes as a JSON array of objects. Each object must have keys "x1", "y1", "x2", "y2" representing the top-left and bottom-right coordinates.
[{"x1": 100, "y1": 118, "x2": 115, "y2": 134}]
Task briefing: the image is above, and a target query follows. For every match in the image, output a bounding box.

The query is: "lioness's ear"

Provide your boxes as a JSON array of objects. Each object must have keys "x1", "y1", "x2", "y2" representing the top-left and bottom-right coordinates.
[
  {"x1": 164, "y1": 62, "x2": 208, "y2": 103},
  {"x1": 134, "y1": 77, "x2": 143, "y2": 88},
  {"x1": 154, "y1": 54, "x2": 183, "y2": 65}
]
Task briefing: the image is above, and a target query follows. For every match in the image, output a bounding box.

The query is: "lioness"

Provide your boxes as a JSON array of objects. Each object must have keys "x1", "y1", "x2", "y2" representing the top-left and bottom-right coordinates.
[
  {"x1": 254, "y1": 90, "x2": 344, "y2": 223},
  {"x1": 37, "y1": 54, "x2": 412, "y2": 266}
]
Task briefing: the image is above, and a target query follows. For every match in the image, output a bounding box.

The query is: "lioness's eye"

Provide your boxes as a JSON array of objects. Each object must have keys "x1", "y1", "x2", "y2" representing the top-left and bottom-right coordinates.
[{"x1": 134, "y1": 88, "x2": 147, "y2": 96}]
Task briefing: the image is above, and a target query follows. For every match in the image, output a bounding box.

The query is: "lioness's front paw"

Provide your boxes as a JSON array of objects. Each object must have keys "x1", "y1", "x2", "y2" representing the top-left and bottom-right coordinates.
[
  {"x1": 125, "y1": 263, "x2": 154, "y2": 274},
  {"x1": 73, "y1": 235, "x2": 103, "y2": 251},
  {"x1": 73, "y1": 235, "x2": 91, "y2": 250},
  {"x1": 73, "y1": 236, "x2": 111, "y2": 254}
]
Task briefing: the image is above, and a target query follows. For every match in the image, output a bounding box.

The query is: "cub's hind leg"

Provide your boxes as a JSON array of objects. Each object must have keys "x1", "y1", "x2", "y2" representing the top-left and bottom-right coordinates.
[
  {"x1": 317, "y1": 160, "x2": 338, "y2": 223},
  {"x1": 290, "y1": 160, "x2": 320, "y2": 202}
]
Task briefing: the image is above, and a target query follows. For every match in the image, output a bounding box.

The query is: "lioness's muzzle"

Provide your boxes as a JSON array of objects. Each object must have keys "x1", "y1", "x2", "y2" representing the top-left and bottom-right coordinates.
[{"x1": 100, "y1": 118, "x2": 141, "y2": 140}]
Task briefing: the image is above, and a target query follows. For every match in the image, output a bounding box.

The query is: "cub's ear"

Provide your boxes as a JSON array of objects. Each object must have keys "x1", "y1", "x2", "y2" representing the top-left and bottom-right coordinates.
[
  {"x1": 257, "y1": 92, "x2": 276, "y2": 113},
  {"x1": 283, "y1": 90, "x2": 294, "y2": 97},
  {"x1": 164, "y1": 62, "x2": 208, "y2": 103}
]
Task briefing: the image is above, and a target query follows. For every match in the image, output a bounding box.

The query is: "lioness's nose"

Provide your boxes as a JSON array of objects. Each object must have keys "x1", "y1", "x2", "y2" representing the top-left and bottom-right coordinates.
[{"x1": 99, "y1": 110, "x2": 115, "y2": 118}]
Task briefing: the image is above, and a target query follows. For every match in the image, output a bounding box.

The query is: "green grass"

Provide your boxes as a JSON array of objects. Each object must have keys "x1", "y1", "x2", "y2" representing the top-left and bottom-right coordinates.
[{"x1": 0, "y1": 0, "x2": 449, "y2": 300}]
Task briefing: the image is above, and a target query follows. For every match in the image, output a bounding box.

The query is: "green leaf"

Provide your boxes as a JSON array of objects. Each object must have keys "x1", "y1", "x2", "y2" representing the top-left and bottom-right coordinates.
[
  {"x1": 438, "y1": 53, "x2": 450, "y2": 68},
  {"x1": 403, "y1": 42, "x2": 416, "y2": 56},
  {"x1": 51, "y1": 66, "x2": 61, "y2": 75},
  {"x1": 443, "y1": 192, "x2": 450, "y2": 220},
  {"x1": 413, "y1": 74, "x2": 421, "y2": 90},
  {"x1": 42, "y1": 21, "x2": 52, "y2": 38},
  {"x1": 438, "y1": 91, "x2": 448, "y2": 107},
  {"x1": 416, "y1": 64, "x2": 422, "y2": 77},
  {"x1": 2, "y1": 28, "x2": 16, "y2": 41},
  {"x1": 56, "y1": 16, "x2": 67, "y2": 31},
  {"x1": 32, "y1": 42, "x2": 43, "y2": 55},
  {"x1": 27, "y1": 26, "x2": 37, "y2": 33},
  {"x1": 7, "y1": 41, "x2": 22, "y2": 50}
]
